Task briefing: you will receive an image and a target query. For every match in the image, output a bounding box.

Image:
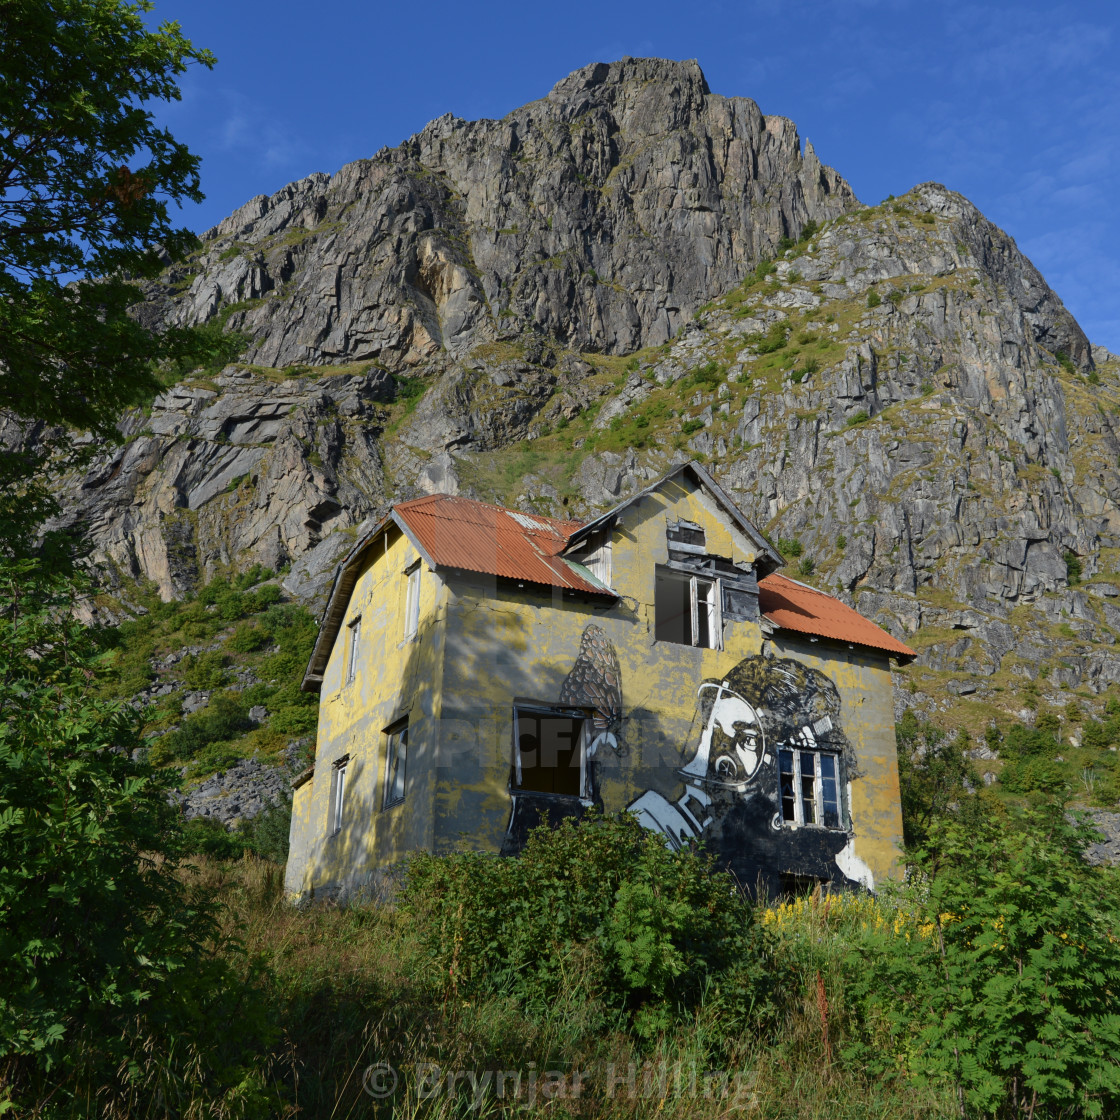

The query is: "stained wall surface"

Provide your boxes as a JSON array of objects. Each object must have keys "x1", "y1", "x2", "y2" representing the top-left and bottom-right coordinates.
[{"x1": 287, "y1": 474, "x2": 905, "y2": 899}]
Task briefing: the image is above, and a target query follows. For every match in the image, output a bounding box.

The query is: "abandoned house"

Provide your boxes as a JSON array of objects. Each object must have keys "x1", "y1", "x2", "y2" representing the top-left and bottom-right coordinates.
[{"x1": 285, "y1": 461, "x2": 916, "y2": 900}]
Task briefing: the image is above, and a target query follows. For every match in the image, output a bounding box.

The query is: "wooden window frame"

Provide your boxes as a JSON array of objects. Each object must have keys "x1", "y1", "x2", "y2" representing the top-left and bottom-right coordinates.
[
  {"x1": 778, "y1": 747, "x2": 845, "y2": 830},
  {"x1": 382, "y1": 720, "x2": 408, "y2": 809}
]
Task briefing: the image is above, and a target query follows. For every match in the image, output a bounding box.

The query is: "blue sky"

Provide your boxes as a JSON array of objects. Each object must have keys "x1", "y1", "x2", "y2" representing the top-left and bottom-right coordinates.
[{"x1": 150, "y1": 0, "x2": 1120, "y2": 351}]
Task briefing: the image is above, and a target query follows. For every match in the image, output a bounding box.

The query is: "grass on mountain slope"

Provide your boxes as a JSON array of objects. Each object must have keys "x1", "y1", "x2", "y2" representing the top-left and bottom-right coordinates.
[{"x1": 95, "y1": 565, "x2": 319, "y2": 781}]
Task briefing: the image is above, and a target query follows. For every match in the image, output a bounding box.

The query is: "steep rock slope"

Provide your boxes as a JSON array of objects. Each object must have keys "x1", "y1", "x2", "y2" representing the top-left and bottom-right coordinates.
[
  {"x1": 138, "y1": 58, "x2": 853, "y2": 364},
  {"x1": 55, "y1": 59, "x2": 1120, "y2": 747}
]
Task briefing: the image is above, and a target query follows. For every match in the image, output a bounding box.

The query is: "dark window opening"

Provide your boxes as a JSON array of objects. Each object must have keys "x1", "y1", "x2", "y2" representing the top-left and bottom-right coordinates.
[
  {"x1": 655, "y1": 567, "x2": 720, "y2": 648},
  {"x1": 667, "y1": 521, "x2": 706, "y2": 550},
  {"x1": 780, "y1": 873, "x2": 826, "y2": 898},
  {"x1": 513, "y1": 709, "x2": 584, "y2": 797},
  {"x1": 383, "y1": 722, "x2": 407, "y2": 808}
]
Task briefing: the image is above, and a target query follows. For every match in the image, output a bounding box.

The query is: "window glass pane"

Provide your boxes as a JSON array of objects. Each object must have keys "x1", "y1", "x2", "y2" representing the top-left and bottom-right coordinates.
[
  {"x1": 404, "y1": 567, "x2": 421, "y2": 639},
  {"x1": 384, "y1": 727, "x2": 407, "y2": 806},
  {"x1": 346, "y1": 619, "x2": 360, "y2": 682},
  {"x1": 655, "y1": 571, "x2": 691, "y2": 645},
  {"x1": 695, "y1": 579, "x2": 712, "y2": 648},
  {"x1": 820, "y1": 754, "x2": 840, "y2": 828},
  {"x1": 799, "y1": 750, "x2": 817, "y2": 825},
  {"x1": 331, "y1": 762, "x2": 347, "y2": 833},
  {"x1": 779, "y1": 749, "x2": 797, "y2": 822}
]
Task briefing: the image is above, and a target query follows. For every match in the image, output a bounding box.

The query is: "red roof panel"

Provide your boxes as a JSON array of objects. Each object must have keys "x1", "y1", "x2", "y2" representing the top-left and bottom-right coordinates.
[
  {"x1": 394, "y1": 495, "x2": 611, "y2": 595},
  {"x1": 759, "y1": 573, "x2": 916, "y2": 661}
]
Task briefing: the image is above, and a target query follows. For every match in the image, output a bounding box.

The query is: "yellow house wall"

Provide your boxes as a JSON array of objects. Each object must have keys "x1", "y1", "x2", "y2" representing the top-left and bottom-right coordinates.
[
  {"x1": 284, "y1": 525, "x2": 447, "y2": 898},
  {"x1": 290, "y1": 473, "x2": 906, "y2": 897}
]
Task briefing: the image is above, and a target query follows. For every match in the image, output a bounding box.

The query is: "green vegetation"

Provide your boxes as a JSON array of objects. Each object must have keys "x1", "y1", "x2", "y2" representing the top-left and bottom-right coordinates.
[
  {"x1": 777, "y1": 537, "x2": 803, "y2": 557},
  {"x1": 867, "y1": 289, "x2": 881, "y2": 308},
  {"x1": 96, "y1": 566, "x2": 319, "y2": 776},
  {"x1": 1065, "y1": 551, "x2": 1083, "y2": 585},
  {"x1": 0, "y1": 561, "x2": 273, "y2": 1115}
]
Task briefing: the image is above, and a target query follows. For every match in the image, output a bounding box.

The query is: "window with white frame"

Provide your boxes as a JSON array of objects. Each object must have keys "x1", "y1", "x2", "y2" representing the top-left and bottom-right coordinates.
[
  {"x1": 383, "y1": 721, "x2": 407, "y2": 808},
  {"x1": 778, "y1": 748, "x2": 843, "y2": 829},
  {"x1": 511, "y1": 706, "x2": 586, "y2": 798},
  {"x1": 328, "y1": 755, "x2": 349, "y2": 835},
  {"x1": 345, "y1": 617, "x2": 361, "y2": 684},
  {"x1": 654, "y1": 567, "x2": 721, "y2": 649},
  {"x1": 403, "y1": 563, "x2": 421, "y2": 640}
]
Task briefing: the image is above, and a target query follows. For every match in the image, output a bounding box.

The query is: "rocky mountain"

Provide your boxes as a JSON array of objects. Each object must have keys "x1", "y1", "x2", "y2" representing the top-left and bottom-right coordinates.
[{"x1": 52, "y1": 57, "x2": 1120, "y2": 764}]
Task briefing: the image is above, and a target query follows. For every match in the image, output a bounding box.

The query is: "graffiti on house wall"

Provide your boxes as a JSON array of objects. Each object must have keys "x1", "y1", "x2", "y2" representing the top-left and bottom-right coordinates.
[
  {"x1": 507, "y1": 627, "x2": 873, "y2": 892},
  {"x1": 627, "y1": 654, "x2": 873, "y2": 891},
  {"x1": 557, "y1": 624, "x2": 623, "y2": 758}
]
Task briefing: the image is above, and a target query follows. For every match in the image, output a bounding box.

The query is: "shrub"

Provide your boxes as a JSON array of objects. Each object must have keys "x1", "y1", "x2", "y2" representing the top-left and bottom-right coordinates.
[
  {"x1": 153, "y1": 692, "x2": 253, "y2": 763},
  {"x1": 847, "y1": 410, "x2": 870, "y2": 426},
  {"x1": 1065, "y1": 551, "x2": 1082, "y2": 585},
  {"x1": 756, "y1": 321, "x2": 788, "y2": 353},
  {"x1": 799, "y1": 218, "x2": 819, "y2": 242},
  {"x1": 226, "y1": 621, "x2": 269, "y2": 653},
  {"x1": 181, "y1": 649, "x2": 229, "y2": 690},
  {"x1": 797, "y1": 557, "x2": 815, "y2": 578},
  {"x1": 688, "y1": 360, "x2": 722, "y2": 388},
  {"x1": 0, "y1": 562, "x2": 271, "y2": 1110},
  {"x1": 867, "y1": 289, "x2": 881, "y2": 308},
  {"x1": 681, "y1": 418, "x2": 705, "y2": 435},
  {"x1": 845, "y1": 806, "x2": 1120, "y2": 1118},
  {"x1": 777, "y1": 537, "x2": 803, "y2": 557},
  {"x1": 400, "y1": 813, "x2": 773, "y2": 1039}
]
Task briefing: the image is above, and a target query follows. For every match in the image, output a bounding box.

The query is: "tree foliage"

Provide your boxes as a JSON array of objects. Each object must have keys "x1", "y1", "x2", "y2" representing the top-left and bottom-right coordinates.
[
  {"x1": 401, "y1": 812, "x2": 776, "y2": 1040},
  {"x1": 0, "y1": 0, "x2": 234, "y2": 443},
  {"x1": 0, "y1": 561, "x2": 273, "y2": 1111},
  {"x1": 896, "y1": 710, "x2": 978, "y2": 848}
]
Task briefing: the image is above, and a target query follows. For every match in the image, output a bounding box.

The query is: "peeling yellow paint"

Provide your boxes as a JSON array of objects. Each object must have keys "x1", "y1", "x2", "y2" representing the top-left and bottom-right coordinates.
[{"x1": 286, "y1": 474, "x2": 905, "y2": 900}]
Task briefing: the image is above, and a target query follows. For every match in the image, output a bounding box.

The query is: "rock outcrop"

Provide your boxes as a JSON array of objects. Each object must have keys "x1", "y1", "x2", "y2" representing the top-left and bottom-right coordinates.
[
  {"x1": 41, "y1": 58, "x2": 1120, "y2": 776},
  {"x1": 138, "y1": 58, "x2": 854, "y2": 366}
]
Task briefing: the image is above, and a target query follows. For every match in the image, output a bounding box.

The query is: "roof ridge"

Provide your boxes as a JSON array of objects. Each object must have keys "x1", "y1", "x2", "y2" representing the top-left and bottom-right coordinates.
[{"x1": 396, "y1": 493, "x2": 583, "y2": 534}]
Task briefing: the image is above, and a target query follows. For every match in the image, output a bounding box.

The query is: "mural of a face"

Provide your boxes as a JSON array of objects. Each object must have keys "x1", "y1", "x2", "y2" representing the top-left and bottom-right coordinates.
[
  {"x1": 626, "y1": 654, "x2": 868, "y2": 891},
  {"x1": 681, "y1": 682, "x2": 767, "y2": 787}
]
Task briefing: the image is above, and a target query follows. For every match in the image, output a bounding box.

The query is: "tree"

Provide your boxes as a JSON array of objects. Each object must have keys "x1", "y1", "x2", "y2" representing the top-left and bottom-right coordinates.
[
  {"x1": 0, "y1": 562, "x2": 272, "y2": 1111},
  {"x1": 895, "y1": 710, "x2": 978, "y2": 848},
  {"x1": 0, "y1": 0, "x2": 228, "y2": 443}
]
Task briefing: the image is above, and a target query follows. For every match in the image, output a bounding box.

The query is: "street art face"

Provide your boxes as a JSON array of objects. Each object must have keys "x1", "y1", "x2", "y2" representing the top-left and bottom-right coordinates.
[
  {"x1": 625, "y1": 653, "x2": 871, "y2": 892},
  {"x1": 507, "y1": 628, "x2": 871, "y2": 892}
]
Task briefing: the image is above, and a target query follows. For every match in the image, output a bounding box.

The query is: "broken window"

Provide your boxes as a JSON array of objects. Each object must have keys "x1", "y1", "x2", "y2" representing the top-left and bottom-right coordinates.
[
  {"x1": 403, "y1": 563, "x2": 421, "y2": 640},
  {"x1": 666, "y1": 520, "x2": 706, "y2": 552},
  {"x1": 654, "y1": 567, "x2": 721, "y2": 649},
  {"x1": 383, "y1": 721, "x2": 407, "y2": 808},
  {"x1": 568, "y1": 528, "x2": 613, "y2": 587},
  {"x1": 512, "y1": 706, "x2": 585, "y2": 797},
  {"x1": 328, "y1": 755, "x2": 349, "y2": 835},
  {"x1": 345, "y1": 617, "x2": 361, "y2": 684},
  {"x1": 778, "y1": 748, "x2": 843, "y2": 829}
]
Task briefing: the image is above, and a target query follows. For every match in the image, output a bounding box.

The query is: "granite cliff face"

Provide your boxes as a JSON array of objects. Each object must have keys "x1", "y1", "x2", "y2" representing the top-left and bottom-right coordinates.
[
  {"x1": 54, "y1": 58, "x2": 1120, "y2": 738},
  {"x1": 138, "y1": 58, "x2": 853, "y2": 364}
]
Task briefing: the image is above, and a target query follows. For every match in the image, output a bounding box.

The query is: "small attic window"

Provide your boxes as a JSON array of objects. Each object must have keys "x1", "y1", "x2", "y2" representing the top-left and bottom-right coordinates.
[
  {"x1": 667, "y1": 520, "x2": 706, "y2": 552},
  {"x1": 569, "y1": 527, "x2": 612, "y2": 587}
]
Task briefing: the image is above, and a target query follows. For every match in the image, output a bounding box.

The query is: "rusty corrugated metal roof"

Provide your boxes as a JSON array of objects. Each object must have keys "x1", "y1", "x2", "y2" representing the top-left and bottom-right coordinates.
[
  {"x1": 759, "y1": 573, "x2": 917, "y2": 662},
  {"x1": 394, "y1": 494, "x2": 611, "y2": 595}
]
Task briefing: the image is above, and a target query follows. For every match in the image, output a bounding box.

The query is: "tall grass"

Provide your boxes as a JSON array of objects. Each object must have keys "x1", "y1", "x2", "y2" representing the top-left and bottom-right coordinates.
[{"x1": 143, "y1": 859, "x2": 951, "y2": 1119}]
